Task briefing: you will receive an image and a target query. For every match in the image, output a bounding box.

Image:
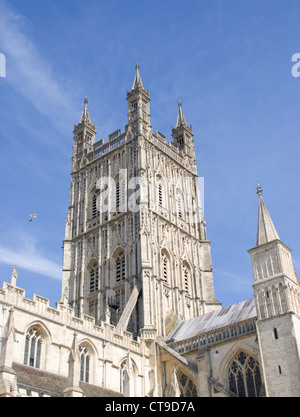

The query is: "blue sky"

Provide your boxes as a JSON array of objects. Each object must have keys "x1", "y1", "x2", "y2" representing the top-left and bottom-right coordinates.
[{"x1": 0, "y1": 0, "x2": 299, "y2": 308}]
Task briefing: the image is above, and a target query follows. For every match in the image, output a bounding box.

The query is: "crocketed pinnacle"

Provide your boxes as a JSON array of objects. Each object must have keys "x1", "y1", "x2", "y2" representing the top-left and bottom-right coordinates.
[
  {"x1": 80, "y1": 97, "x2": 91, "y2": 124},
  {"x1": 131, "y1": 63, "x2": 144, "y2": 90},
  {"x1": 176, "y1": 99, "x2": 187, "y2": 127}
]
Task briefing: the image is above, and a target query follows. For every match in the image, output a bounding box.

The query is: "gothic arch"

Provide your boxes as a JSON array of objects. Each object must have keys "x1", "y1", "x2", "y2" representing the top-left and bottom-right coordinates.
[
  {"x1": 113, "y1": 172, "x2": 127, "y2": 212},
  {"x1": 175, "y1": 185, "x2": 185, "y2": 219},
  {"x1": 111, "y1": 247, "x2": 126, "y2": 285},
  {"x1": 218, "y1": 342, "x2": 262, "y2": 397},
  {"x1": 78, "y1": 338, "x2": 97, "y2": 384},
  {"x1": 155, "y1": 172, "x2": 168, "y2": 210},
  {"x1": 23, "y1": 321, "x2": 52, "y2": 371},
  {"x1": 218, "y1": 342, "x2": 258, "y2": 381},
  {"x1": 173, "y1": 367, "x2": 197, "y2": 397},
  {"x1": 23, "y1": 320, "x2": 51, "y2": 344},
  {"x1": 78, "y1": 337, "x2": 99, "y2": 358},
  {"x1": 86, "y1": 259, "x2": 99, "y2": 295},
  {"x1": 87, "y1": 184, "x2": 100, "y2": 220},
  {"x1": 119, "y1": 356, "x2": 139, "y2": 396},
  {"x1": 182, "y1": 260, "x2": 192, "y2": 296},
  {"x1": 161, "y1": 248, "x2": 172, "y2": 286}
]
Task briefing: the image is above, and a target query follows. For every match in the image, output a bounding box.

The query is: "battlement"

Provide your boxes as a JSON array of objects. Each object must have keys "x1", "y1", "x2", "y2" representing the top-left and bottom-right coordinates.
[
  {"x1": 0, "y1": 281, "x2": 143, "y2": 353},
  {"x1": 74, "y1": 125, "x2": 189, "y2": 172}
]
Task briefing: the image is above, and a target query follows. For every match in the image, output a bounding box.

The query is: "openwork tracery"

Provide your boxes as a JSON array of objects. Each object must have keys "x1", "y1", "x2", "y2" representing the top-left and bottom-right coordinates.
[
  {"x1": 178, "y1": 373, "x2": 197, "y2": 397},
  {"x1": 228, "y1": 351, "x2": 262, "y2": 397},
  {"x1": 23, "y1": 328, "x2": 43, "y2": 369}
]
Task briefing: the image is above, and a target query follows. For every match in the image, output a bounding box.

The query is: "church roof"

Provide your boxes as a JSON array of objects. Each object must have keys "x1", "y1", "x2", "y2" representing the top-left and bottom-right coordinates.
[
  {"x1": 12, "y1": 363, "x2": 123, "y2": 397},
  {"x1": 167, "y1": 298, "x2": 256, "y2": 343}
]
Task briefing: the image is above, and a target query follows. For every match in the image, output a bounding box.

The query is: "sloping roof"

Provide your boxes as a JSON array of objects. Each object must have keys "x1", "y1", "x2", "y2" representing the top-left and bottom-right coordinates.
[
  {"x1": 12, "y1": 363, "x2": 123, "y2": 397},
  {"x1": 167, "y1": 298, "x2": 256, "y2": 343}
]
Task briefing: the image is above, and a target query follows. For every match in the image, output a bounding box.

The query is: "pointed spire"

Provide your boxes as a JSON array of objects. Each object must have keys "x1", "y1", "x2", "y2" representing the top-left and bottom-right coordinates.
[
  {"x1": 80, "y1": 97, "x2": 91, "y2": 124},
  {"x1": 256, "y1": 184, "x2": 280, "y2": 246},
  {"x1": 131, "y1": 63, "x2": 144, "y2": 90},
  {"x1": 176, "y1": 99, "x2": 187, "y2": 127}
]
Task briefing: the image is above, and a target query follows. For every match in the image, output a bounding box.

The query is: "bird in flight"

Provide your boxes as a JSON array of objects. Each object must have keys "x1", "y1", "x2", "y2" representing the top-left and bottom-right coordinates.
[{"x1": 29, "y1": 213, "x2": 37, "y2": 222}]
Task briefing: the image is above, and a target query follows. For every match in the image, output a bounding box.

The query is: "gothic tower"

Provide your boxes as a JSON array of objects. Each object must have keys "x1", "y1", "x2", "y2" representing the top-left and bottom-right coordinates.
[
  {"x1": 60, "y1": 66, "x2": 221, "y2": 339},
  {"x1": 249, "y1": 185, "x2": 300, "y2": 396}
]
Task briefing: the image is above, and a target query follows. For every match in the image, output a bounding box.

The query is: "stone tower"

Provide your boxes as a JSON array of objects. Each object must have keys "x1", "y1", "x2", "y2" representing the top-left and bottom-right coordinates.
[
  {"x1": 249, "y1": 185, "x2": 300, "y2": 396},
  {"x1": 59, "y1": 65, "x2": 221, "y2": 339}
]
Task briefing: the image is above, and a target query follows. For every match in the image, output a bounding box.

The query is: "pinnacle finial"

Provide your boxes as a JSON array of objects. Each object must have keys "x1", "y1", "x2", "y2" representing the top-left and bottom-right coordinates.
[
  {"x1": 256, "y1": 184, "x2": 263, "y2": 196},
  {"x1": 132, "y1": 62, "x2": 144, "y2": 90},
  {"x1": 11, "y1": 265, "x2": 17, "y2": 286},
  {"x1": 80, "y1": 96, "x2": 91, "y2": 124},
  {"x1": 176, "y1": 99, "x2": 187, "y2": 127}
]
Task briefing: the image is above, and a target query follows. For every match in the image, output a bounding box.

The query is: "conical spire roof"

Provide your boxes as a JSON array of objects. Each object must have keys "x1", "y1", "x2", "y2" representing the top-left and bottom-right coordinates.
[
  {"x1": 80, "y1": 97, "x2": 91, "y2": 124},
  {"x1": 131, "y1": 63, "x2": 144, "y2": 90},
  {"x1": 256, "y1": 184, "x2": 280, "y2": 246},
  {"x1": 176, "y1": 100, "x2": 187, "y2": 127}
]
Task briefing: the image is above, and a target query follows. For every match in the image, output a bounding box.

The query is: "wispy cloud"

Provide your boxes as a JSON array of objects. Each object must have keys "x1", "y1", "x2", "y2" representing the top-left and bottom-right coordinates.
[
  {"x1": 0, "y1": 0, "x2": 80, "y2": 133},
  {"x1": 0, "y1": 230, "x2": 61, "y2": 280},
  {"x1": 214, "y1": 268, "x2": 253, "y2": 297}
]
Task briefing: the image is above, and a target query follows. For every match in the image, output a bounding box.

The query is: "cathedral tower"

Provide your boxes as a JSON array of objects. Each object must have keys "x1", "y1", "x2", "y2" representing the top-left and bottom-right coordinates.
[
  {"x1": 60, "y1": 66, "x2": 221, "y2": 339},
  {"x1": 249, "y1": 185, "x2": 300, "y2": 396}
]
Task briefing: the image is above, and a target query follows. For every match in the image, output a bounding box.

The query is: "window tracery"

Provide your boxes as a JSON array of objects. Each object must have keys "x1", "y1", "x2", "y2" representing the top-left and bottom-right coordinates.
[
  {"x1": 116, "y1": 251, "x2": 126, "y2": 283},
  {"x1": 23, "y1": 328, "x2": 43, "y2": 369},
  {"x1": 178, "y1": 373, "x2": 197, "y2": 397},
  {"x1": 79, "y1": 346, "x2": 90, "y2": 383},
  {"x1": 228, "y1": 351, "x2": 261, "y2": 397},
  {"x1": 89, "y1": 263, "x2": 99, "y2": 293}
]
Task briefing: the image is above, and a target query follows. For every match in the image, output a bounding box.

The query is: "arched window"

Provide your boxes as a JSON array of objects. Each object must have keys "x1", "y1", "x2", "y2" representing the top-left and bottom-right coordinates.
[
  {"x1": 177, "y1": 195, "x2": 182, "y2": 218},
  {"x1": 162, "y1": 252, "x2": 170, "y2": 285},
  {"x1": 183, "y1": 266, "x2": 189, "y2": 294},
  {"x1": 279, "y1": 283, "x2": 287, "y2": 313},
  {"x1": 89, "y1": 263, "x2": 99, "y2": 294},
  {"x1": 178, "y1": 373, "x2": 197, "y2": 397},
  {"x1": 116, "y1": 252, "x2": 125, "y2": 283},
  {"x1": 228, "y1": 351, "x2": 262, "y2": 397},
  {"x1": 120, "y1": 357, "x2": 136, "y2": 396},
  {"x1": 79, "y1": 346, "x2": 90, "y2": 383},
  {"x1": 23, "y1": 328, "x2": 43, "y2": 369},
  {"x1": 92, "y1": 193, "x2": 99, "y2": 218},
  {"x1": 158, "y1": 183, "x2": 163, "y2": 207},
  {"x1": 115, "y1": 177, "x2": 126, "y2": 212}
]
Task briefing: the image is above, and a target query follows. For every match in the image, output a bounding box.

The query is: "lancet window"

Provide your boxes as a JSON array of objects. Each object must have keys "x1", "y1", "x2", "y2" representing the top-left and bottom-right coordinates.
[
  {"x1": 23, "y1": 328, "x2": 43, "y2": 369},
  {"x1": 79, "y1": 346, "x2": 90, "y2": 383},
  {"x1": 116, "y1": 252, "x2": 126, "y2": 283},
  {"x1": 90, "y1": 263, "x2": 99, "y2": 293}
]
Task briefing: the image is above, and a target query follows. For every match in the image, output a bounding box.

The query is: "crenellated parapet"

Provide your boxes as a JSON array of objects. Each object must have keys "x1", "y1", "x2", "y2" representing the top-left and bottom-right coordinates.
[{"x1": 0, "y1": 281, "x2": 145, "y2": 355}]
